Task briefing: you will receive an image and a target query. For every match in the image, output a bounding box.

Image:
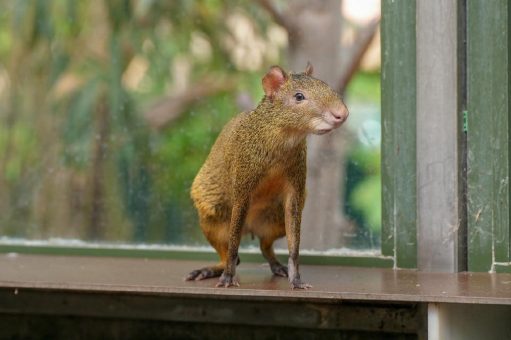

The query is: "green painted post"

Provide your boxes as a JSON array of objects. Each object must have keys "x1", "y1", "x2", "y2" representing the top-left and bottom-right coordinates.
[
  {"x1": 467, "y1": 0, "x2": 510, "y2": 271},
  {"x1": 381, "y1": 0, "x2": 417, "y2": 268}
]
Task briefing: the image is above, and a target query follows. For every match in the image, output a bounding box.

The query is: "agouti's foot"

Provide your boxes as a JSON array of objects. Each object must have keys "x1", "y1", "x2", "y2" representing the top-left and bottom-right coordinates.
[
  {"x1": 270, "y1": 263, "x2": 288, "y2": 277},
  {"x1": 185, "y1": 267, "x2": 223, "y2": 281},
  {"x1": 290, "y1": 278, "x2": 312, "y2": 290},
  {"x1": 215, "y1": 273, "x2": 240, "y2": 288}
]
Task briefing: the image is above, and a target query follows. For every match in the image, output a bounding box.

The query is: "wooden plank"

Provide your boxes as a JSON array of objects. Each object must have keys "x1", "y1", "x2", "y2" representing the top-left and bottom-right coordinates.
[
  {"x1": 416, "y1": 0, "x2": 462, "y2": 272},
  {"x1": 2, "y1": 254, "x2": 511, "y2": 305},
  {"x1": 381, "y1": 0, "x2": 417, "y2": 268},
  {"x1": 0, "y1": 314, "x2": 421, "y2": 340},
  {"x1": 0, "y1": 290, "x2": 423, "y2": 334},
  {"x1": 467, "y1": 0, "x2": 510, "y2": 271}
]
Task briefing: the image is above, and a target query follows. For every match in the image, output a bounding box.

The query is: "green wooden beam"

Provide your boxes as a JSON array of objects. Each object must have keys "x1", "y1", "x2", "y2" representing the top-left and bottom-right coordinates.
[
  {"x1": 467, "y1": 0, "x2": 510, "y2": 271},
  {"x1": 381, "y1": 0, "x2": 417, "y2": 268},
  {"x1": 0, "y1": 244, "x2": 393, "y2": 268},
  {"x1": 494, "y1": 264, "x2": 511, "y2": 274}
]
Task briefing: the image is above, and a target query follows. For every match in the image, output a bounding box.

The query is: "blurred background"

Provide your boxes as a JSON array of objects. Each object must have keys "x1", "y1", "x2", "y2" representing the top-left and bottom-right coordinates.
[{"x1": 0, "y1": 0, "x2": 381, "y2": 252}]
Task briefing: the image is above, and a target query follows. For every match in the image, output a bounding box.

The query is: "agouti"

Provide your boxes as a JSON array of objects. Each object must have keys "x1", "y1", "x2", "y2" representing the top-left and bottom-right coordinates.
[{"x1": 186, "y1": 63, "x2": 349, "y2": 289}]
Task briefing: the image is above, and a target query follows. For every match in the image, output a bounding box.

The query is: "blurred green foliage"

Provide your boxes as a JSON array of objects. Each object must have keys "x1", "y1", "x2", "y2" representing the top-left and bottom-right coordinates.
[
  {"x1": 345, "y1": 71, "x2": 382, "y2": 248},
  {"x1": 0, "y1": 0, "x2": 382, "y2": 249},
  {"x1": 347, "y1": 72, "x2": 381, "y2": 103},
  {"x1": 346, "y1": 145, "x2": 381, "y2": 234},
  {"x1": 0, "y1": 0, "x2": 276, "y2": 244}
]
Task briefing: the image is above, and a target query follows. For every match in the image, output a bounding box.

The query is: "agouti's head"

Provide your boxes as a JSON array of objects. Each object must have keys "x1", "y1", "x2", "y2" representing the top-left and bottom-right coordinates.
[{"x1": 262, "y1": 63, "x2": 349, "y2": 135}]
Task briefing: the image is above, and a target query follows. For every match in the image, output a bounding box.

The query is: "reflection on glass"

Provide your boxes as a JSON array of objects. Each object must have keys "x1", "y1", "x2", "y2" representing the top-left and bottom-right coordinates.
[{"x1": 0, "y1": 1, "x2": 381, "y2": 253}]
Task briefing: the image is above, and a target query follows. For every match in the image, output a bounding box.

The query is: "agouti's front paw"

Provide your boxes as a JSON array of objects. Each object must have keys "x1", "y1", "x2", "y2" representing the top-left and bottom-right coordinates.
[
  {"x1": 290, "y1": 278, "x2": 312, "y2": 290},
  {"x1": 215, "y1": 273, "x2": 240, "y2": 288}
]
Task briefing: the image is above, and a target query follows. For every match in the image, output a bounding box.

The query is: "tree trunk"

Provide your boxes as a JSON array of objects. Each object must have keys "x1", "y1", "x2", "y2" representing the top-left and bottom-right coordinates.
[
  {"x1": 285, "y1": 0, "x2": 349, "y2": 250},
  {"x1": 89, "y1": 96, "x2": 110, "y2": 240}
]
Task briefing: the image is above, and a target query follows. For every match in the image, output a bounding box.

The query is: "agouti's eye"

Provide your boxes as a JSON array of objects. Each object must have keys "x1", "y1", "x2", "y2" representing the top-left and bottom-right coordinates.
[{"x1": 294, "y1": 92, "x2": 305, "y2": 102}]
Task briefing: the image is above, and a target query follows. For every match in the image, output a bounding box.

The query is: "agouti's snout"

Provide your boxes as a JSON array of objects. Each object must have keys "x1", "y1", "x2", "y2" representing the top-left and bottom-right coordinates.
[
  {"x1": 314, "y1": 103, "x2": 349, "y2": 135},
  {"x1": 330, "y1": 105, "x2": 350, "y2": 125},
  {"x1": 329, "y1": 105, "x2": 349, "y2": 126}
]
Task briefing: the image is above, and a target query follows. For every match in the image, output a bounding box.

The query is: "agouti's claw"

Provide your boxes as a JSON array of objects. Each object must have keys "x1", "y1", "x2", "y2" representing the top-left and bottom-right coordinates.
[
  {"x1": 184, "y1": 270, "x2": 201, "y2": 281},
  {"x1": 216, "y1": 274, "x2": 239, "y2": 288},
  {"x1": 291, "y1": 279, "x2": 312, "y2": 290}
]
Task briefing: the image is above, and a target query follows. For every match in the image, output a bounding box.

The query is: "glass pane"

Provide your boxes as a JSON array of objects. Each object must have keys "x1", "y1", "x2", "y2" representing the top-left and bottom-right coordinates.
[{"x1": 0, "y1": 1, "x2": 381, "y2": 253}]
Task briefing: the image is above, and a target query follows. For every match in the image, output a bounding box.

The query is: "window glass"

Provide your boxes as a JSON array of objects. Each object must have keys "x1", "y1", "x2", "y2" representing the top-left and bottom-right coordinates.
[{"x1": 0, "y1": 0, "x2": 381, "y2": 253}]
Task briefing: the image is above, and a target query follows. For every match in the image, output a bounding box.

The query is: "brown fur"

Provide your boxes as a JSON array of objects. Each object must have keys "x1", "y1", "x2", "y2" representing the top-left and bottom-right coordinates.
[{"x1": 186, "y1": 64, "x2": 349, "y2": 288}]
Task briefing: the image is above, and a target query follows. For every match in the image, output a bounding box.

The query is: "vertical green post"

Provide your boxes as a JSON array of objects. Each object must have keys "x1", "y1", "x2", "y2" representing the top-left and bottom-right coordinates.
[
  {"x1": 467, "y1": 0, "x2": 510, "y2": 271},
  {"x1": 381, "y1": 0, "x2": 417, "y2": 268}
]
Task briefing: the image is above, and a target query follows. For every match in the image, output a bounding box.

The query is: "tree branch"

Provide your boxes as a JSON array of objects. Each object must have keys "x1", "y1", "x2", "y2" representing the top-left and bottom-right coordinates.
[
  {"x1": 144, "y1": 76, "x2": 236, "y2": 131},
  {"x1": 256, "y1": 0, "x2": 293, "y2": 32},
  {"x1": 337, "y1": 17, "x2": 380, "y2": 94}
]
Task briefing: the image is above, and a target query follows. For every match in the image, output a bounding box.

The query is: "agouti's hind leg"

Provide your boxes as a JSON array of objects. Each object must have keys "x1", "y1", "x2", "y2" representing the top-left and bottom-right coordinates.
[
  {"x1": 185, "y1": 218, "x2": 232, "y2": 281},
  {"x1": 260, "y1": 236, "x2": 288, "y2": 277}
]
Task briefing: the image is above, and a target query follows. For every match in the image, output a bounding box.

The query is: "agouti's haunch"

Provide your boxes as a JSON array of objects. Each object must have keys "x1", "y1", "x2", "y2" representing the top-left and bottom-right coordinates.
[{"x1": 186, "y1": 63, "x2": 349, "y2": 289}]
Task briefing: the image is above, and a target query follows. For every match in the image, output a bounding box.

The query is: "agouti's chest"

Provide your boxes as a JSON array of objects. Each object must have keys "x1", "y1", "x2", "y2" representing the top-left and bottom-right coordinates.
[
  {"x1": 251, "y1": 167, "x2": 290, "y2": 203},
  {"x1": 244, "y1": 167, "x2": 289, "y2": 232},
  {"x1": 244, "y1": 144, "x2": 305, "y2": 205}
]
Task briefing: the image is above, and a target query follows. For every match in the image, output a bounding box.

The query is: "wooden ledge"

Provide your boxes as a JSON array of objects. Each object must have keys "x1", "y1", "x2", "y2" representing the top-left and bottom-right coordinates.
[{"x1": 1, "y1": 254, "x2": 511, "y2": 305}]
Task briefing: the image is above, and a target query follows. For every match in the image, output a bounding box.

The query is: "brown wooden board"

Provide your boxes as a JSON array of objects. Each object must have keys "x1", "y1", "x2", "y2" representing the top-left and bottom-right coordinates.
[{"x1": 2, "y1": 254, "x2": 511, "y2": 305}]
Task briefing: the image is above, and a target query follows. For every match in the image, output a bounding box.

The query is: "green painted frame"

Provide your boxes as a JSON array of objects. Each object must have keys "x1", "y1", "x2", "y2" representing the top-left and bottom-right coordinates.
[
  {"x1": 467, "y1": 0, "x2": 511, "y2": 272},
  {"x1": 0, "y1": 243, "x2": 393, "y2": 267},
  {"x1": 381, "y1": 0, "x2": 417, "y2": 269}
]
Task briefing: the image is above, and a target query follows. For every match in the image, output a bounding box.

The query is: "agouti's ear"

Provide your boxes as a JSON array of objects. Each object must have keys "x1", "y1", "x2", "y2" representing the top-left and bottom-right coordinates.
[
  {"x1": 262, "y1": 66, "x2": 288, "y2": 99},
  {"x1": 305, "y1": 62, "x2": 314, "y2": 76}
]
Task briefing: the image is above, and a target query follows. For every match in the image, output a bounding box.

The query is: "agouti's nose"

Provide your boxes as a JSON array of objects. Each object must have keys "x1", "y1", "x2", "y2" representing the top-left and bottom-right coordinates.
[
  {"x1": 331, "y1": 111, "x2": 342, "y2": 120},
  {"x1": 331, "y1": 105, "x2": 349, "y2": 123}
]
